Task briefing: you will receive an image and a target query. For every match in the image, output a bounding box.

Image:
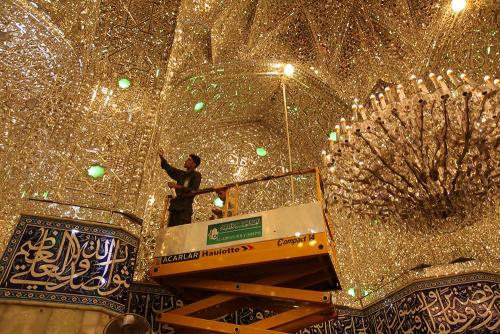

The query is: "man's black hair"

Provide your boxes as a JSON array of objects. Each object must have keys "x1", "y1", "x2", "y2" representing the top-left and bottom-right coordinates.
[{"x1": 190, "y1": 154, "x2": 201, "y2": 168}]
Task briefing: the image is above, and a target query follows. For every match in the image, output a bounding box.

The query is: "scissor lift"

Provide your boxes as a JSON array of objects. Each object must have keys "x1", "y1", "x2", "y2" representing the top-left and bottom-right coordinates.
[{"x1": 150, "y1": 168, "x2": 341, "y2": 334}]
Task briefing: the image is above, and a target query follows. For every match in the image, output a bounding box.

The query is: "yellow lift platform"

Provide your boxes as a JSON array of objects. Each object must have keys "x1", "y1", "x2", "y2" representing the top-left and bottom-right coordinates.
[{"x1": 150, "y1": 168, "x2": 341, "y2": 334}]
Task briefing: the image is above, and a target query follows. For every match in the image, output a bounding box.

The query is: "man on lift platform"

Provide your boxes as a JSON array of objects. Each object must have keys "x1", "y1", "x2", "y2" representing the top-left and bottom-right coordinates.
[{"x1": 158, "y1": 148, "x2": 202, "y2": 226}]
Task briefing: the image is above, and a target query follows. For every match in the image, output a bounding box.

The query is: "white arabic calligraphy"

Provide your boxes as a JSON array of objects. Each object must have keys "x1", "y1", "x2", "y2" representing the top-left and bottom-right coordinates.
[{"x1": 5, "y1": 227, "x2": 130, "y2": 296}]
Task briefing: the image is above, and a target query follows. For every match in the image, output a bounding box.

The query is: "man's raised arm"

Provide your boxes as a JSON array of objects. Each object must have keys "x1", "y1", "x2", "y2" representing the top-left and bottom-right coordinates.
[{"x1": 158, "y1": 148, "x2": 183, "y2": 181}]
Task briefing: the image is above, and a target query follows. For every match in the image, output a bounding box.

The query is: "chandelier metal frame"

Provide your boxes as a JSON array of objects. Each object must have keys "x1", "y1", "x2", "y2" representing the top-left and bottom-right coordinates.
[{"x1": 323, "y1": 71, "x2": 499, "y2": 225}]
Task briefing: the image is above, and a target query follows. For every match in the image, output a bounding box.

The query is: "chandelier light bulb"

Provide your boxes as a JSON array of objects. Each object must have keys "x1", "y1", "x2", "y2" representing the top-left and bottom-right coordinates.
[
  {"x1": 340, "y1": 118, "x2": 347, "y2": 131},
  {"x1": 484, "y1": 76, "x2": 496, "y2": 90},
  {"x1": 384, "y1": 87, "x2": 394, "y2": 103},
  {"x1": 410, "y1": 75, "x2": 419, "y2": 91},
  {"x1": 358, "y1": 105, "x2": 367, "y2": 120},
  {"x1": 417, "y1": 79, "x2": 429, "y2": 93},
  {"x1": 446, "y1": 69, "x2": 461, "y2": 86},
  {"x1": 460, "y1": 73, "x2": 475, "y2": 85},
  {"x1": 283, "y1": 63, "x2": 295, "y2": 76},
  {"x1": 451, "y1": 0, "x2": 466, "y2": 13},
  {"x1": 436, "y1": 76, "x2": 450, "y2": 92},
  {"x1": 378, "y1": 93, "x2": 387, "y2": 108},
  {"x1": 369, "y1": 95, "x2": 378, "y2": 110},
  {"x1": 396, "y1": 84, "x2": 406, "y2": 100},
  {"x1": 429, "y1": 73, "x2": 440, "y2": 89}
]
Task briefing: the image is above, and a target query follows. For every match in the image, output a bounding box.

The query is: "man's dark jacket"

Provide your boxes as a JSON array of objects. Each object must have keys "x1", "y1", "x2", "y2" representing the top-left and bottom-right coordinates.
[{"x1": 160, "y1": 157, "x2": 201, "y2": 212}]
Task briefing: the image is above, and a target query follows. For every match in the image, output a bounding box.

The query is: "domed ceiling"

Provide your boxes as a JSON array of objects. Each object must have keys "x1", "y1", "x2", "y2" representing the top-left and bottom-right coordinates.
[{"x1": 0, "y1": 0, "x2": 498, "y2": 304}]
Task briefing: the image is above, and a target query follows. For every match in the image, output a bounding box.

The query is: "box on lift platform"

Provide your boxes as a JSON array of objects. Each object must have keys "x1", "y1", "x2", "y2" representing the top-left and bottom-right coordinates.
[{"x1": 150, "y1": 201, "x2": 341, "y2": 291}]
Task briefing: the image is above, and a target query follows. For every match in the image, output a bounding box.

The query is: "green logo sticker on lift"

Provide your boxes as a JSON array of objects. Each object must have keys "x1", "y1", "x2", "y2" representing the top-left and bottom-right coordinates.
[{"x1": 207, "y1": 216, "x2": 262, "y2": 245}]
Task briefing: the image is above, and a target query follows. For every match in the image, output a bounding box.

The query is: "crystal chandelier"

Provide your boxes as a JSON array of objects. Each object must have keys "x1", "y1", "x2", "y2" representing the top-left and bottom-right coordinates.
[{"x1": 322, "y1": 71, "x2": 499, "y2": 225}]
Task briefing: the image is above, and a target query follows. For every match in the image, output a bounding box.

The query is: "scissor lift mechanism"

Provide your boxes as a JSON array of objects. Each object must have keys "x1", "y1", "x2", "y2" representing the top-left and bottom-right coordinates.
[{"x1": 151, "y1": 168, "x2": 341, "y2": 334}]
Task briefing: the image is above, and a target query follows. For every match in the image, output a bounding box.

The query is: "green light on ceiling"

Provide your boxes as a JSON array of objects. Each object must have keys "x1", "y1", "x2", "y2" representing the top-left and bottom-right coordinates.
[
  {"x1": 328, "y1": 131, "x2": 337, "y2": 141},
  {"x1": 362, "y1": 289, "x2": 371, "y2": 297},
  {"x1": 194, "y1": 101, "x2": 205, "y2": 111},
  {"x1": 214, "y1": 197, "x2": 224, "y2": 208},
  {"x1": 118, "y1": 78, "x2": 131, "y2": 89},
  {"x1": 287, "y1": 104, "x2": 298, "y2": 113},
  {"x1": 190, "y1": 75, "x2": 205, "y2": 84},
  {"x1": 256, "y1": 147, "x2": 267, "y2": 157},
  {"x1": 42, "y1": 191, "x2": 49, "y2": 200},
  {"x1": 347, "y1": 288, "x2": 356, "y2": 297},
  {"x1": 87, "y1": 165, "x2": 106, "y2": 178}
]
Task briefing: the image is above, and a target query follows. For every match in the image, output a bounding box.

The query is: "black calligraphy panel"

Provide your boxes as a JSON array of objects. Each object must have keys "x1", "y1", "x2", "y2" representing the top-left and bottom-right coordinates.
[
  {"x1": 297, "y1": 311, "x2": 370, "y2": 334},
  {"x1": 296, "y1": 274, "x2": 499, "y2": 334},
  {"x1": 126, "y1": 273, "x2": 499, "y2": 334},
  {"x1": 0, "y1": 215, "x2": 138, "y2": 313},
  {"x1": 218, "y1": 307, "x2": 370, "y2": 334},
  {"x1": 127, "y1": 283, "x2": 181, "y2": 334},
  {"x1": 366, "y1": 273, "x2": 500, "y2": 334}
]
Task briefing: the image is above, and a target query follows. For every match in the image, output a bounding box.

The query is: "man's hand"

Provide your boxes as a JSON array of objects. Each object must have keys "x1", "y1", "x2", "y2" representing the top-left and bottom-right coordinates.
[
  {"x1": 158, "y1": 148, "x2": 165, "y2": 159},
  {"x1": 168, "y1": 182, "x2": 181, "y2": 189}
]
